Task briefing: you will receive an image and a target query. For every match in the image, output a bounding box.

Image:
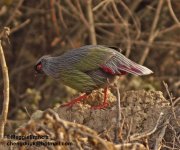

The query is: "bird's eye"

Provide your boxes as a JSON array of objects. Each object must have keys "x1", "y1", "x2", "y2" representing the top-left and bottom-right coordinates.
[{"x1": 37, "y1": 63, "x2": 42, "y2": 70}]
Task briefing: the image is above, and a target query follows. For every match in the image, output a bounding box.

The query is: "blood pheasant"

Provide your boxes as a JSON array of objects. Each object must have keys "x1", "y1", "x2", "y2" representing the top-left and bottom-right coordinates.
[{"x1": 34, "y1": 45, "x2": 153, "y2": 109}]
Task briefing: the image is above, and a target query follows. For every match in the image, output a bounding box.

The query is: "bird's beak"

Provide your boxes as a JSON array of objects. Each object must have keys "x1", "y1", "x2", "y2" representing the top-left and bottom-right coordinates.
[{"x1": 34, "y1": 70, "x2": 38, "y2": 78}]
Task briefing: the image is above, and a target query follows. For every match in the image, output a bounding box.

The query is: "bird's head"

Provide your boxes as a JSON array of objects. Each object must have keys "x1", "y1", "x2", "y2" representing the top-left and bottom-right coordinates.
[
  {"x1": 34, "y1": 55, "x2": 50, "y2": 74},
  {"x1": 34, "y1": 61, "x2": 43, "y2": 74}
]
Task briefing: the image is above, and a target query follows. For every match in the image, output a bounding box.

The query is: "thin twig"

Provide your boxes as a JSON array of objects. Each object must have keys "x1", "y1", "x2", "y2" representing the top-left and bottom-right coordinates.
[
  {"x1": 173, "y1": 97, "x2": 180, "y2": 107},
  {"x1": 87, "y1": 0, "x2": 97, "y2": 45},
  {"x1": 5, "y1": 0, "x2": 24, "y2": 26},
  {"x1": 66, "y1": 0, "x2": 89, "y2": 28},
  {"x1": 126, "y1": 118, "x2": 133, "y2": 142},
  {"x1": 153, "y1": 119, "x2": 169, "y2": 150},
  {"x1": 158, "y1": 24, "x2": 180, "y2": 36},
  {"x1": 11, "y1": 19, "x2": 31, "y2": 34},
  {"x1": 24, "y1": 107, "x2": 31, "y2": 119},
  {"x1": 118, "y1": 0, "x2": 141, "y2": 39},
  {"x1": 114, "y1": 86, "x2": 121, "y2": 143},
  {"x1": 163, "y1": 81, "x2": 180, "y2": 126},
  {"x1": 56, "y1": 0, "x2": 67, "y2": 29},
  {"x1": 139, "y1": 0, "x2": 164, "y2": 65},
  {"x1": 129, "y1": 112, "x2": 164, "y2": 141},
  {"x1": 111, "y1": 1, "x2": 132, "y2": 57},
  {"x1": 163, "y1": 81, "x2": 173, "y2": 105},
  {"x1": 50, "y1": 0, "x2": 60, "y2": 36},
  {"x1": 93, "y1": 0, "x2": 109, "y2": 12},
  {"x1": 115, "y1": 143, "x2": 147, "y2": 150},
  {"x1": 124, "y1": 0, "x2": 142, "y2": 21},
  {"x1": 168, "y1": 123, "x2": 180, "y2": 148},
  {"x1": 0, "y1": 40, "x2": 10, "y2": 138},
  {"x1": 166, "y1": 0, "x2": 180, "y2": 25}
]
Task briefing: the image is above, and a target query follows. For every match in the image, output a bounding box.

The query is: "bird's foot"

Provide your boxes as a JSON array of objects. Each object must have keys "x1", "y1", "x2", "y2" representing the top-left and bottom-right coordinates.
[
  {"x1": 91, "y1": 102, "x2": 109, "y2": 110},
  {"x1": 60, "y1": 94, "x2": 87, "y2": 108}
]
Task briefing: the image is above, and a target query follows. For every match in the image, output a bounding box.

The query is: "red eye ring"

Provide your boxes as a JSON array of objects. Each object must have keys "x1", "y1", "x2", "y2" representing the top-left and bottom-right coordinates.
[{"x1": 37, "y1": 64, "x2": 42, "y2": 70}]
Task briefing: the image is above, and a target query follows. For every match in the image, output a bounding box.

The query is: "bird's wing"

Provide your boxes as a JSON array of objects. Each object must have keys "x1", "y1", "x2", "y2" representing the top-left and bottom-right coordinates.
[
  {"x1": 57, "y1": 45, "x2": 115, "y2": 72},
  {"x1": 40, "y1": 45, "x2": 113, "y2": 79},
  {"x1": 68, "y1": 45, "x2": 153, "y2": 75},
  {"x1": 44, "y1": 45, "x2": 152, "y2": 78}
]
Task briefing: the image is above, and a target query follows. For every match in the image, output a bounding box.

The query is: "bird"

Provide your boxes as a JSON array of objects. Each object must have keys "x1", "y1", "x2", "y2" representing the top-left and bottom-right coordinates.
[{"x1": 34, "y1": 45, "x2": 153, "y2": 109}]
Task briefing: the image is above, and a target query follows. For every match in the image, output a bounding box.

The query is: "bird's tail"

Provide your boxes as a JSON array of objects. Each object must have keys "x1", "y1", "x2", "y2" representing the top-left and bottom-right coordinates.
[{"x1": 117, "y1": 63, "x2": 153, "y2": 76}]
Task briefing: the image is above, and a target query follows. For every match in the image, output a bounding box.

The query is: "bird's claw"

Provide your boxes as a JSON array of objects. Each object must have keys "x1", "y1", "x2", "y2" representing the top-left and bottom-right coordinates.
[
  {"x1": 60, "y1": 102, "x2": 79, "y2": 111},
  {"x1": 60, "y1": 101, "x2": 78, "y2": 108}
]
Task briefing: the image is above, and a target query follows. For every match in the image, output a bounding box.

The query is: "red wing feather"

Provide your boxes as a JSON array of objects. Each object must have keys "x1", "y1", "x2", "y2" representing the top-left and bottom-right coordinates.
[
  {"x1": 100, "y1": 65, "x2": 115, "y2": 75},
  {"x1": 101, "y1": 65, "x2": 127, "y2": 75}
]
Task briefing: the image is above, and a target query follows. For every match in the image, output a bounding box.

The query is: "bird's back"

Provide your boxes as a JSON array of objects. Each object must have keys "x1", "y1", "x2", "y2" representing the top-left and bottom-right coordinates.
[{"x1": 56, "y1": 45, "x2": 152, "y2": 75}]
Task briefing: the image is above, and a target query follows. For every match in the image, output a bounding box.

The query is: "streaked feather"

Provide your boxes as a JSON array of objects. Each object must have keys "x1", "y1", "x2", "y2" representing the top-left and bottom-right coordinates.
[{"x1": 37, "y1": 45, "x2": 153, "y2": 92}]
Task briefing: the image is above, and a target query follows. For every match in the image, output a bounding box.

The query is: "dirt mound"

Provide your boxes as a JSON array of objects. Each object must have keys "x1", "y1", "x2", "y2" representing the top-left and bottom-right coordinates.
[
  {"x1": 54, "y1": 90, "x2": 169, "y2": 140},
  {"x1": 2, "y1": 90, "x2": 179, "y2": 150}
]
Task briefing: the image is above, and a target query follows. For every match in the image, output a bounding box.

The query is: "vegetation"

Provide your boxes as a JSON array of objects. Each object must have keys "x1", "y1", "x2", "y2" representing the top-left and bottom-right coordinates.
[{"x1": 0, "y1": 0, "x2": 179, "y2": 149}]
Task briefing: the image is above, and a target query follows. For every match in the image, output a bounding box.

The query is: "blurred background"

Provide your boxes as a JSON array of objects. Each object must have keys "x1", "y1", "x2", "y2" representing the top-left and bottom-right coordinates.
[{"x1": 0, "y1": 0, "x2": 179, "y2": 123}]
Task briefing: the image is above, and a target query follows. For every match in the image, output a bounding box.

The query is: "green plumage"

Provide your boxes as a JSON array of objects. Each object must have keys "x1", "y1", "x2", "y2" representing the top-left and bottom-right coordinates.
[
  {"x1": 73, "y1": 46, "x2": 114, "y2": 71},
  {"x1": 56, "y1": 46, "x2": 115, "y2": 92},
  {"x1": 59, "y1": 69, "x2": 98, "y2": 92}
]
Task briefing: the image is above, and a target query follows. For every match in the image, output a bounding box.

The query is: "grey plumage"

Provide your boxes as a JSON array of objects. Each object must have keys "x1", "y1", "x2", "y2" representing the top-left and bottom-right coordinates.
[{"x1": 35, "y1": 45, "x2": 153, "y2": 93}]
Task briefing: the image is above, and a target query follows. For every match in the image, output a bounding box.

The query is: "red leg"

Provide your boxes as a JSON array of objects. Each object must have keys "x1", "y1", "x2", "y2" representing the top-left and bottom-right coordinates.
[
  {"x1": 61, "y1": 93, "x2": 87, "y2": 107},
  {"x1": 91, "y1": 87, "x2": 109, "y2": 110}
]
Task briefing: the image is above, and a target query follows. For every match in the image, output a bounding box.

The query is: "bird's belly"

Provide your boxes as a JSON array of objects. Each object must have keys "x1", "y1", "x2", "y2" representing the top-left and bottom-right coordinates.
[
  {"x1": 59, "y1": 69, "x2": 98, "y2": 93},
  {"x1": 59, "y1": 69, "x2": 116, "y2": 93}
]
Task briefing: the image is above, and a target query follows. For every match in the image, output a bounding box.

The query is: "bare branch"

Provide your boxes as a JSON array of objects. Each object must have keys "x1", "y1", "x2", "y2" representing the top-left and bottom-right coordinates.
[
  {"x1": 129, "y1": 112, "x2": 164, "y2": 141},
  {"x1": 166, "y1": 0, "x2": 180, "y2": 25},
  {"x1": 139, "y1": 0, "x2": 164, "y2": 65},
  {"x1": 50, "y1": 0, "x2": 60, "y2": 36},
  {"x1": 11, "y1": 19, "x2": 31, "y2": 34},
  {"x1": 93, "y1": 0, "x2": 110, "y2": 12},
  {"x1": 111, "y1": 1, "x2": 132, "y2": 57},
  {"x1": 153, "y1": 119, "x2": 169, "y2": 150},
  {"x1": 87, "y1": 0, "x2": 97, "y2": 45},
  {"x1": 163, "y1": 81, "x2": 180, "y2": 126},
  {"x1": 0, "y1": 39, "x2": 10, "y2": 138},
  {"x1": 66, "y1": 0, "x2": 89, "y2": 28},
  {"x1": 114, "y1": 86, "x2": 121, "y2": 143},
  {"x1": 5, "y1": 0, "x2": 24, "y2": 26},
  {"x1": 118, "y1": 0, "x2": 141, "y2": 39}
]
